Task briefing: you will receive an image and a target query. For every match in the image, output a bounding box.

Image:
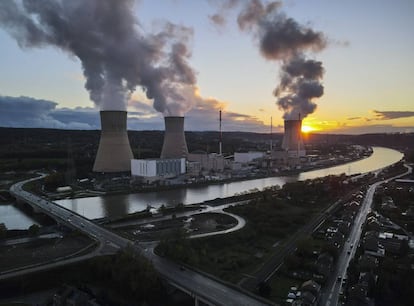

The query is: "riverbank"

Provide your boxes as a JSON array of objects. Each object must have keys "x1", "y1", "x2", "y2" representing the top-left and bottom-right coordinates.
[{"x1": 44, "y1": 146, "x2": 374, "y2": 201}]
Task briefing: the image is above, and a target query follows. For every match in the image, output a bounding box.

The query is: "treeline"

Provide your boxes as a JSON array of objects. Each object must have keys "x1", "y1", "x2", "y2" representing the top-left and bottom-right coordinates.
[{"x1": 0, "y1": 247, "x2": 166, "y2": 305}]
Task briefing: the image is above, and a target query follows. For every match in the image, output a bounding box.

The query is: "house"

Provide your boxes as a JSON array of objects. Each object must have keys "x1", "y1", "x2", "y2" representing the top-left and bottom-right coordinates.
[
  {"x1": 363, "y1": 231, "x2": 385, "y2": 257},
  {"x1": 366, "y1": 217, "x2": 381, "y2": 231},
  {"x1": 378, "y1": 235, "x2": 403, "y2": 255},
  {"x1": 381, "y1": 196, "x2": 397, "y2": 211},
  {"x1": 345, "y1": 201, "x2": 360, "y2": 212}
]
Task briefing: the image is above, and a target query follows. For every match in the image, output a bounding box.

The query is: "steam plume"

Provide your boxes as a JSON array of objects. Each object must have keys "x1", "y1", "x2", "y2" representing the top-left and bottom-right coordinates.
[
  {"x1": 238, "y1": 0, "x2": 326, "y2": 119},
  {"x1": 0, "y1": 0, "x2": 196, "y2": 115}
]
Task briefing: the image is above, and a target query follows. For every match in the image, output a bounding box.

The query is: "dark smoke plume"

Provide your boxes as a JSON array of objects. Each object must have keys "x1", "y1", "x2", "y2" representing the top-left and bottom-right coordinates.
[
  {"x1": 275, "y1": 55, "x2": 324, "y2": 119},
  {"x1": 0, "y1": 0, "x2": 196, "y2": 115},
  {"x1": 208, "y1": 0, "x2": 241, "y2": 28},
  {"x1": 238, "y1": 0, "x2": 326, "y2": 119}
]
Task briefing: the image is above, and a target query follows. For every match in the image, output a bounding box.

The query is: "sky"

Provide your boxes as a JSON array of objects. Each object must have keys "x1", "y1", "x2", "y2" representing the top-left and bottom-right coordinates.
[{"x1": 0, "y1": 0, "x2": 413, "y2": 134}]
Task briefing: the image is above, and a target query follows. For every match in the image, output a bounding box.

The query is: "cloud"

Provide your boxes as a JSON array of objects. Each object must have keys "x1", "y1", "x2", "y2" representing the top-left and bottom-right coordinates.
[
  {"x1": 327, "y1": 124, "x2": 414, "y2": 135},
  {"x1": 0, "y1": 94, "x2": 270, "y2": 132},
  {"x1": 372, "y1": 110, "x2": 414, "y2": 120},
  {"x1": 208, "y1": 0, "x2": 241, "y2": 29},
  {"x1": 0, "y1": 1, "x2": 197, "y2": 115},
  {"x1": 184, "y1": 90, "x2": 271, "y2": 132},
  {"x1": 209, "y1": 14, "x2": 226, "y2": 27},
  {"x1": 0, "y1": 95, "x2": 99, "y2": 129}
]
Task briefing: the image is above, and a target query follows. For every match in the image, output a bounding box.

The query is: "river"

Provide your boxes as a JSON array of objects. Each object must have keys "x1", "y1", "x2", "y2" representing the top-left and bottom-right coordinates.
[
  {"x1": 0, "y1": 204, "x2": 39, "y2": 230},
  {"x1": 55, "y1": 146, "x2": 403, "y2": 220}
]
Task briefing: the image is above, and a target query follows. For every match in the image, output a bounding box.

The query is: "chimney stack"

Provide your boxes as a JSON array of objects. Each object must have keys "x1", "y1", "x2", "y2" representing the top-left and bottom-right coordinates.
[
  {"x1": 270, "y1": 116, "x2": 273, "y2": 151},
  {"x1": 160, "y1": 116, "x2": 188, "y2": 159},
  {"x1": 93, "y1": 111, "x2": 133, "y2": 172},
  {"x1": 219, "y1": 110, "x2": 222, "y2": 155}
]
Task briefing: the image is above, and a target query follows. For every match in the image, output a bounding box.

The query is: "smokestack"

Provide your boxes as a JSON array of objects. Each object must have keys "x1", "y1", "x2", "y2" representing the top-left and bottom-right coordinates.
[
  {"x1": 270, "y1": 116, "x2": 273, "y2": 151},
  {"x1": 282, "y1": 119, "x2": 305, "y2": 154},
  {"x1": 93, "y1": 111, "x2": 133, "y2": 172},
  {"x1": 219, "y1": 110, "x2": 222, "y2": 155},
  {"x1": 160, "y1": 116, "x2": 188, "y2": 159}
]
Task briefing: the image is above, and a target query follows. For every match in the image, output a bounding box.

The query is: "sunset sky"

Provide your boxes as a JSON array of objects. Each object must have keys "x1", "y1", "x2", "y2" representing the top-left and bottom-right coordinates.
[{"x1": 0, "y1": 0, "x2": 413, "y2": 134}]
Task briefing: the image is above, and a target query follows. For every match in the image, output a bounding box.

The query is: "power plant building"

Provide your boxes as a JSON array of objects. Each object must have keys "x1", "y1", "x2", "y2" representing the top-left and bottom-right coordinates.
[
  {"x1": 160, "y1": 116, "x2": 188, "y2": 159},
  {"x1": 93, "y1": 111, "x2": 134, "y2": 172},
  {"x1": 187, "y1": 151, "x2": 225, "y2": 173},
  {"x1": 234, "y1": 152, "x2": 265, "y2": 164},
  {"x1": 131, "y1": 158, "x2": 186, "y2": 181}
]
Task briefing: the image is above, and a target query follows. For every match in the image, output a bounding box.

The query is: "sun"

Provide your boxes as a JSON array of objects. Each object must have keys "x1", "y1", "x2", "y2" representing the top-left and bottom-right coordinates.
[{"x1": 301, "y1": 125, "x2": 315, "y2": 133}]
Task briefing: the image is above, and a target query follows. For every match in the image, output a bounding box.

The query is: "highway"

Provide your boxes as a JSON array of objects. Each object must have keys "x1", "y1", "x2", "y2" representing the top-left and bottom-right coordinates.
[
  {"x1": 8, "y1": 175, "x2": 271, "y2": 306},
  {"x1": 320, "y1": 164, "x2": 412, "y2": 306}
]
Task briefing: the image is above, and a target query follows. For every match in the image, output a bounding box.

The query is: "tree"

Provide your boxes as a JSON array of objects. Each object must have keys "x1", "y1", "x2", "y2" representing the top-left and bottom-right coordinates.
[
  {"x1": 296, "y1": 236, "x2": 314, "y2": 257},
  {"x1": 43, "y1": 172, "x2": 65, "y2": 191},
  {"x1": 28, "y1": 224, "x2": 40, "y2": 237},
  {"x1": 404, "y1": 150, "x2": 414, "y2": 163}
]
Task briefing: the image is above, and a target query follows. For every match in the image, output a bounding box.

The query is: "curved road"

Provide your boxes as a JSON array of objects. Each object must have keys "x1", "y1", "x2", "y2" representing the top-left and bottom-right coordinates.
[
  {"x1": 108, "y1": 200, "x2": 249, "y2": 240},
  {"x1": 8, "y1": 175, "x2": 271, "y2": 306}
]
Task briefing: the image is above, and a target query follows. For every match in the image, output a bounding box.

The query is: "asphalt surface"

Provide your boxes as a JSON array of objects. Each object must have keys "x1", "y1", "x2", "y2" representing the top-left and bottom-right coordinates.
[{"x1": 8, "y1": 175, "x2": 271, "y2": 306}]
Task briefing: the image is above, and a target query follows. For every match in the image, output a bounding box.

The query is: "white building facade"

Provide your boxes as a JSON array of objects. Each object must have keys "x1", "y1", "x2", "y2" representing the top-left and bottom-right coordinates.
[{"x1": 131, "y1": 158, "x2": 186, "y2": 180}]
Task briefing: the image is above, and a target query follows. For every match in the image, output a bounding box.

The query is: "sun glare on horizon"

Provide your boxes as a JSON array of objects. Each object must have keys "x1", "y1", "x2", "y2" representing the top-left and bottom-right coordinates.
[{"x1": 301, "y1": 125, "x2": 316, "y2": 133}]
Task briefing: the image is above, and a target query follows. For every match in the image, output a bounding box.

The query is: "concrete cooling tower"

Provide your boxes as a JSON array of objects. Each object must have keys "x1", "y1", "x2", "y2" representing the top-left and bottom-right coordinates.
[
  {"x1": 160, "y1": 116, "x2": 188, "y2": 159},
  {"x1": 282, "y1": 119, "x2": 306, "y2": 157},
  {"x1": 93, "y1": 111, "x2": 134, "y2": 172}
]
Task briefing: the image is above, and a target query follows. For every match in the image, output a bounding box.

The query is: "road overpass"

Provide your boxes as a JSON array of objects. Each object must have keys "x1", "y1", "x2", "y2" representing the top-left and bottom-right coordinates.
[{"x1": 8, "y1": 174, "x2": 271, "y2": 306}]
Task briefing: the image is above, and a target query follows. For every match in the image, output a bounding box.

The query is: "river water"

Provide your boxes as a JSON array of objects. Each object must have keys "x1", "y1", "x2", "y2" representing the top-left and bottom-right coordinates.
[
  {"x1": 0, "y1": 204, "x2": 39, "y2": 230},
  {"x1": 56, "y1": 146, "x2": 403, "y2": 220}
]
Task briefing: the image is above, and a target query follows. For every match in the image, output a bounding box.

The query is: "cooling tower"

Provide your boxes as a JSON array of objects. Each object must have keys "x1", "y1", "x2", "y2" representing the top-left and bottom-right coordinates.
[
  {"x1": 160, "y1": 116, "x2": 188, "y2": 159},
  {"x1": 93, "y1": 111, "x2": 134, "y2": 172},
  {"x1": 282, "y1": 119, "x2": 306, "y2": 157}
]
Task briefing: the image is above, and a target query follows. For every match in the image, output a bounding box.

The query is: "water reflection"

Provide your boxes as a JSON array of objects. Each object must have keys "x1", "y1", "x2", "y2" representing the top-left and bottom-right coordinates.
[
  {"x1": 0, "y1": 204, "x2": 39, "y2": 229},
  {"x1": 57, "y1": 147, "x2": 403, "y2": 219},
  {"x1": 298, "y1": 147, "x2": 403, "y2": 180}
]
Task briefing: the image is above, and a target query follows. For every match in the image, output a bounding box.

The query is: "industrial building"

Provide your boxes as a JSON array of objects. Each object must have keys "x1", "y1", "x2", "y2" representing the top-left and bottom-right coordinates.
[
  {"x1": 187, "y1": 151, "x2": 225, "y2": 173},
  {"x1": 93, "y1": 111, "x2": 134, "y2": 172},
  {"x1": 160, "y1": 116, "x2": 189, "y2": 159},
  {"x1": 234, "y1": 151, "x2": 265, "y2": 164},
  {"x1": 131, "y1": 158, "x2": 186, "y2": 182}
]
